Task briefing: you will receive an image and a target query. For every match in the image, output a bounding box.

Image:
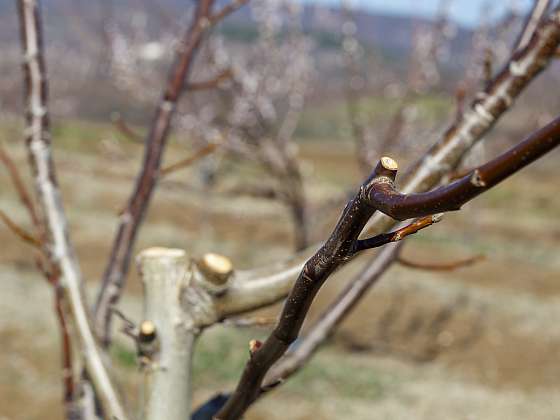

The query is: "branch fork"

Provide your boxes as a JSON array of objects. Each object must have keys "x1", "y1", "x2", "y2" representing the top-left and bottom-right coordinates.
[
  {"x1": 216, "y1": 108, "x2": 560, "y2": 418},
  {"x1": 215, "y1": 156, "x2": 445, "y2": 419}
]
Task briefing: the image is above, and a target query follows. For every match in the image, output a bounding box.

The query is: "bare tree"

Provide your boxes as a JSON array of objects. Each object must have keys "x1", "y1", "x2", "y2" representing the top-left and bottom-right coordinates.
[
  {"x1": 342, "y1": 0, "x2": 457, "y2": 173},
  {"x1": 93, "y1": 0, "x2": 250, "y2": 348},
  {"x1": 3, "y1": 1, "x2": 560, "y2": 420},
  {"x1": 177, "y1": 1, "x2": 316, "y2": 250}
]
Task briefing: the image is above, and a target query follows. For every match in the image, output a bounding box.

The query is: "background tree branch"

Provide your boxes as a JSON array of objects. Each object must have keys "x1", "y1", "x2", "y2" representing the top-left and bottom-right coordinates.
[
  {"x1": 16, "y1": 1, "x2": 127, "y2": 418},
  {"x1": 93, "y1": 0, "x2": 250, "y2": 347}
]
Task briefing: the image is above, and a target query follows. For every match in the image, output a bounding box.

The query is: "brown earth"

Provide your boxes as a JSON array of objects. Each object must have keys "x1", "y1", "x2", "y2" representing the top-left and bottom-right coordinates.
[{"x1": 1, "y1": 127, "x2": 560, "y2": 419}]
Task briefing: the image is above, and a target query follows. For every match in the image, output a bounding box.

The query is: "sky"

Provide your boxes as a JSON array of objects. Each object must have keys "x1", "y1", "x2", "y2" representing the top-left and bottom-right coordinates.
[{"x1": 300, "y1": 0, "x2": 535, "y2": 27}]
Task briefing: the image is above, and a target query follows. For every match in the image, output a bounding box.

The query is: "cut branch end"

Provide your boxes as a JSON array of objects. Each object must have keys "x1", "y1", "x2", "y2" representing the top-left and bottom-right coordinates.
[
  {"x1": 373, "y1": 156, "x2": 399, "y2": 182},
  {"x1": 381, "y1": 156, "x2": 398, "y2": 171},
  {"x1": 139, "y1": 320, "x2": 157, "y2": 342},
  {"x1": 197, "y1": 253, "x2": 234, "y2": 288}
]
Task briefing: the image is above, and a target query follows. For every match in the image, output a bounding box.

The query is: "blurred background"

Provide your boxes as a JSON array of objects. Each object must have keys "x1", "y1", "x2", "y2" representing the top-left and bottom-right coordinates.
[{"x1": 1, "y1": 1, "x2": 560, "y2": 419}]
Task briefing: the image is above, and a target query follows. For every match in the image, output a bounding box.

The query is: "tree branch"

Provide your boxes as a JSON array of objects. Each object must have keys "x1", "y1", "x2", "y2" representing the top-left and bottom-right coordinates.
[
  {"x1": 264, "y1": 242, "x2": 403, "y2": 387},
  {"x1": 0, "y1": 144, "x2": 42, "y2": 229},
  {"x1": 351, "y1": 213, "x2": 442, "y2": 254},
  {"x1": 16, "y1": 1, "x2": 127, "y2": 418},
  {"x1": 366, "y1": 117, "x2": 560, "y2": 221},
  {"x1": 137, "y1": 248, "x2": 196, "y2": 420},
  {"x1": 362, "y1": 7, "x2": 560, "y2": 235},
  {"x1": 397, "y1": 254, "x2": 485, "y2": 271},
  {"x1": 213, "y1": 251, "x2": 311, "y2": 319},
  {"x1": 201, "y1": 10, "x2": 560, "y2": 417},
  {"x1": 0, "y1": 208, "x2": 42, "y2": 247},
  {"x1": 207, "y1": 6, "x2": 560, "y2": 327},
  {"x1": 512, "y1": 0, "x2": 551, "y2": 53},
  {"x1": 111, "y1": 112, "x2": 144, "y2": 144},
  {"x1": 217, "y1": 112, "x2": 559, "y2": 417},
  {"x1": 160, "y1": 143, "x2": 217, "y2": 177},
  {"x1": 215, "y1": 159, "x2": 442, "y2": 419},
  {"x1": 93, "y1": 0, "x2": 245, "y2": 347}
]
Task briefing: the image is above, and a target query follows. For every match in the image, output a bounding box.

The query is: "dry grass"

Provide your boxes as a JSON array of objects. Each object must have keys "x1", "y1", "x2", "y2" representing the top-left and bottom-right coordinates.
[{"x1": 1, "y1": 120, "x2": 559, "y2": 419}]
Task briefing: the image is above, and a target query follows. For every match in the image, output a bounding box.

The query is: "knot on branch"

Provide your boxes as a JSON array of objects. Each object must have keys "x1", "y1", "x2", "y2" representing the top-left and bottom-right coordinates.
[{"x1": 249, "y1": 339, "x2": 262, "y2": 355}]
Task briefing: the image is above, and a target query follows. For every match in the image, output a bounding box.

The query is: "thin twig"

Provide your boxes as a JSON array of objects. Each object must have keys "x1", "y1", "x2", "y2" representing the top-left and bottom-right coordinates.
[
  {"x1": 111, "y1": 112, "x2": 144, "y2": 144},
  {"x1": 160, "y1": 143, "x2": 217, "y2": 177},
  {"x1": 482, "y1": 47, "x2": 493, "y2": 86},
  {"x1": 54, "y1": 286, "x2": 75, "y2": 406},
  {"x1": 0, "y1": 208, "x2": 42, "y2": 248},
  {"x1": 224, "y1": 316, "x2": 278, "y2": 328},
  {"x1": 397, "y1": 254, "x2": 485, "y2": 271},
  {"x1": 0, "y1": 144, "x2": 42, "y2": 229}
]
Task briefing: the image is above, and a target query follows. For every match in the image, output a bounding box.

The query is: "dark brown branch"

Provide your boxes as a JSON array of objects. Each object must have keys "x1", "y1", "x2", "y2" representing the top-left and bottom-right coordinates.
[
  {"x1": 160, "y1": 143, "x2": 217, "y2": 177},
  {"x1": 257, "y1": 219, "x2": 449, "y2": 386},
  {"x1": 208, "y1": 11, "x2": 560, "y2": 415},
  {"x1": 215, "y1": 159, "x2": 440, "y2": 419},
  {"x1": 94, "y1": 0, "x2": 233, "y2": 347},
  {"x1": 224, "y1": 184, "x2": 282, "y2": 200},
  {"x1": 210, "y1": 11, "x2": 560, "y2": 414},
  {"x1": 253, "y1": 217, "x2": 451, "y2": 391},
  {"x1": 264, "y1": 242, "x2": 403, "y2": 387},
  {"x1": 397, "y1": 254, "x2": 485, "y2": 271},
  {"x1": 367, "y1": 116, "x2": 560, "y2": 221},
  {"x1": 217, "y1": 111, "x2": 560, "y2": 418}
]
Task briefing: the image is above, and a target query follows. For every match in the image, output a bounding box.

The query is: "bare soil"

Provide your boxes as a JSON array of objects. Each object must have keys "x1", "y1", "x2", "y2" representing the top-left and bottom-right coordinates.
[{"x1": 1, "y1": 130, "x2": 559, "y2": 419}]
